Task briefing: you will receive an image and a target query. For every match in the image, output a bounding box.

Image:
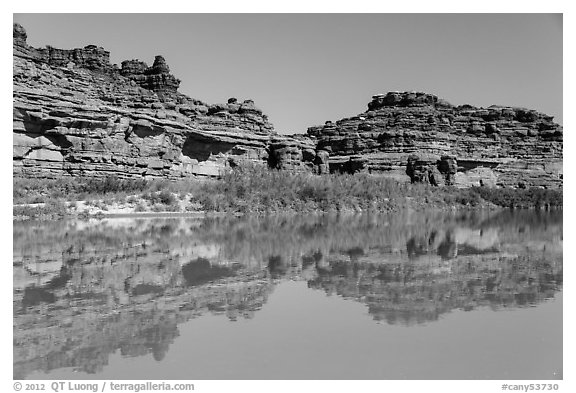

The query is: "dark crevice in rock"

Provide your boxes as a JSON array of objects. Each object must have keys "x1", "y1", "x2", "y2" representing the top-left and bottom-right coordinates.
[{"x1": 182, "y1": 134, "x2": 237, "y2": 162}]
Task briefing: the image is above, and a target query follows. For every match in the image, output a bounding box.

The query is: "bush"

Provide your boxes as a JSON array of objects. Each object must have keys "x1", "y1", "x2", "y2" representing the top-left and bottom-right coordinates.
[
  {"x1": 158, "y1": 190, "x2": 176, "y2": 205},
  {"x1": 152, "y1": 204, "x2": 166, "y2": 212},
  {"x1": 470, "y1": 187, "x2": 562, "y2": 209},
  {"x1": 13, "y1": 169, "x2": 562, "y2": 216},
  {"x1": 191, "y1": 165, "x2": 563, "y2": 213},
  {"x1": 192, "y1": 165, "x2": 425, "y2": 213},
  {"x1": 142, "y1": 190, "x2": 177, "y2": 206},
  {"x1": 13, "y1": 176, "x2": 150, "y2": 204},
  {"x1": 13, "y1": 198, "x2": 69, "y2": 219}
]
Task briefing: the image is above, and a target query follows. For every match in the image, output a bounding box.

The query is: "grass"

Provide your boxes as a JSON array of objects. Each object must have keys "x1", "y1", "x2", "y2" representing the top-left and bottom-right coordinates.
[
  {"x1": 189, "y1": 165, "x2": 562, "y2": 213},
  {"x1": 142, "y1": 189, "x2": 178, "y2": 206},
  {"x1": 470, "y1": 187, "x2": 563, "y2": 209},
  {"x1": 13, "y1": 177, "x2": 149, "y2": 205},
  {"x1": 13, "y1": 198, "x2": 69, "y2": 220},
  {"x1": 190, "y1": 167, "x2": 409, "y2": 213},
  {"x1": 13, "y1": 168, "x2": 562, "y2": 219},
  {"x1": 13, "y1": 176, "x2": 202, "y2": 205}
]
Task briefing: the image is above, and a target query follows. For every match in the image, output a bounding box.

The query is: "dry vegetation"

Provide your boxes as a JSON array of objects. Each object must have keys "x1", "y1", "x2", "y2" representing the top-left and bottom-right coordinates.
[{"x1": 13, "y1": 166, "x2": 562, "y2": 220}]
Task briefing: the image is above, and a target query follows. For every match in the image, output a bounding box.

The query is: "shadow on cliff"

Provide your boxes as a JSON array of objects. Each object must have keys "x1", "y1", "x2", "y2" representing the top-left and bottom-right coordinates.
[{"x1": 182, "y1": 133, "x2": 237, "y2": 162}]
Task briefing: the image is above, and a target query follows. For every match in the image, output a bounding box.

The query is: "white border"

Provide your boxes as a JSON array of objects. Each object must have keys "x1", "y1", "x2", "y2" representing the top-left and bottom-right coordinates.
[{"x1": 3, "y1": 2, "x2": 572, "y2": 393}]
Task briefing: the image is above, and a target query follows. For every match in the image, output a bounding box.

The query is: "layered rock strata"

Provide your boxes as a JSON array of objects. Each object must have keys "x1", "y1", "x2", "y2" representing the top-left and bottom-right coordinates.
[
  {"x1": 308, "y1": 92, "x2": 562, "y2": 188},
  {"x1": 120, "y1": 56, "x2": 181, "y2": 98},
  {"x1": 13, "y1": 23, "x2": 113, "y2": 73},
  {"x1": 13, "y1": 23, "x2": 323, "y2": 179},
  {"x1": 13, "y1": 24, "x2": 563, "y2": 188}
]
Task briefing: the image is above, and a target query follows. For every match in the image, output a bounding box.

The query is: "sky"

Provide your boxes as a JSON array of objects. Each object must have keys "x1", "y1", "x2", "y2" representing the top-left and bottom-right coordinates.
[{"x1": 13, "y1": 13, "x2": 563, "y2": 134}]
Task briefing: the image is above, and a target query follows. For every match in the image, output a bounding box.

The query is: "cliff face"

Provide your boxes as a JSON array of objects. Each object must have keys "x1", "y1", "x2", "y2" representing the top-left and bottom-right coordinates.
[
  {"x1": 13, "y1": 24, "x2": 563, "y2": 188},
  {"x1": 308, "y1": 92, "x2": 563, "y2": 188},
  {"x1": 13, "y1": 23, "x2": 322, "y2": 179}
]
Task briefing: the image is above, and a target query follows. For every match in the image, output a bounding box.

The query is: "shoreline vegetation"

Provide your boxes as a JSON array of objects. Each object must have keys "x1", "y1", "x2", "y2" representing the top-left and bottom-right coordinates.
[{"x1": 13, "y1": 166, "x2": 563, "y2": 221}]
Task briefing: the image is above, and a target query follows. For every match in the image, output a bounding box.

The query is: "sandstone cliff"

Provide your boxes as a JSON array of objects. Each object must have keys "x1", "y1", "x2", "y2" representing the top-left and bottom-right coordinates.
[
  {"x1": 13, "y1": 23, "x2": 562, "y2": 188},
  {"x1": 13, "y1": 23, "x2": 322, "y2": 179},
  {"x1": 308, "y1": 92, "x2": 563, "y2": 188}
]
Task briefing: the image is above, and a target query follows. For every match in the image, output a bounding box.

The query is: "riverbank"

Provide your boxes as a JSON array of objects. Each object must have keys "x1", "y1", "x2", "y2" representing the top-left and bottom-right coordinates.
[{"x1": 13, "y1": 166, "x2": 562, "y2": 220}]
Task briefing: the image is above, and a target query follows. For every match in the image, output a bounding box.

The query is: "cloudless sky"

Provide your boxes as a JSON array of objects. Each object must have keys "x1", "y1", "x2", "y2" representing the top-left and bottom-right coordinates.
[{"x1": 13, "y1": 13, "x2": 563, "y2": 133}]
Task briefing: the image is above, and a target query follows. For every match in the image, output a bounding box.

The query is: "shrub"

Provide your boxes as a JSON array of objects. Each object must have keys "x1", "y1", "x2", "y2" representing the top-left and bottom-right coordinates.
[
  {"x1": 13, "y1": 176, "x2": 150, "y2": 204},
  {"x1": 142, "y1": 190, "x2": 177, "y2": 206},
  {"x1": 158, "y1": 190, "x2": 176, "y2": 205},
  {"x1": 185, "y1": 204, "x2": 200, "y2": 212},
  {"x1": 193, "y1": 165, "x2": 424, "y2": 213},
  {"x1": 152, "y1": 204, "x2": 166, "y2": 212},
  {"x1": 13, "y1": 198, "x2": 69, "y2": 220},
  {"x1": 470, "y1": 187, "x2": 562, "y2": 209},
  {"x1": 13, "y1": 168, "x2": 562, "y2": 216},
  {"x1": 164, "y1": 203, "x2": 181, "y2": 212},
  {"x1": 126, "y1": 195, "x2": 139, "y2": 204},
  {"x1": 191, "y1": 165, "x2": 563, "y2": 213}
]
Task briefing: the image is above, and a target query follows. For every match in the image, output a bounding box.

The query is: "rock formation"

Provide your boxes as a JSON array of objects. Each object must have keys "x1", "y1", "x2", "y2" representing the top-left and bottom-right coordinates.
[
  {"x1": 13, "y1": 23, "x2": 323, "y2": 179},
  {"x1": 14, "y1": 23, "x2": 113, "y2": 73},
  {"x1": 308, "y1": 91, "x2": 562, "y2": 188},
  {"x1": 120, "y1": 56, "x2": 181, "y2": 99},
  {"x1": 13, "y1": 24, "x2": 563, "y2": 188},
  {"x1": 406, "y1": 154, "x2": 457, "y2": 186}
]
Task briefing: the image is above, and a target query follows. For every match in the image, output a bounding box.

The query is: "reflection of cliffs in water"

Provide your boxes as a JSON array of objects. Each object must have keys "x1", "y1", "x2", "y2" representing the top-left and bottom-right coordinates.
[
  {"x1": 14, "y1": 218, "x2": 275, "y2": 379},
  {"x1": 192, "y1": 210, "x2": 562, "y2": 267},
  {"x1": 13, "y1": 210, "x2": 562, "y2": 378},
  {"x1": 14, "y1": 270, "x2": 273, "y2": 379},
  {"x1": 298, "y1": 210, "x2": 562, "y2": 325},
  {"x1": 308, "y1": 254, "x2": 561, "y2": 326}
]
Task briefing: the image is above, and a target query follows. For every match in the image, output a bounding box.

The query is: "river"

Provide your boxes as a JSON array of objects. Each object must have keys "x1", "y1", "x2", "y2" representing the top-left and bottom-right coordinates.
[{"x1": 13, "y1": 210, "x2": 562, "y2": 379}]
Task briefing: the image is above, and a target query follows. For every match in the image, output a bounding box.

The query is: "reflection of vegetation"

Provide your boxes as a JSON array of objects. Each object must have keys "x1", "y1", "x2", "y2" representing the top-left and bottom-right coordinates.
[
  {"x1": 268, "y1": 255, "x2": 288, "y2": 278},
  {"x1": 302, "y1": 250, "x2": 323, "y2": 267}
]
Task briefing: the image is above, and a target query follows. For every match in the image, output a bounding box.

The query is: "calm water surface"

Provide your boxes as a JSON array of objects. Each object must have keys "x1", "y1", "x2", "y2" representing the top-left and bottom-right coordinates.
[{"x1": 13, "y1": 210, "x2": 562, "y2": 379}]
